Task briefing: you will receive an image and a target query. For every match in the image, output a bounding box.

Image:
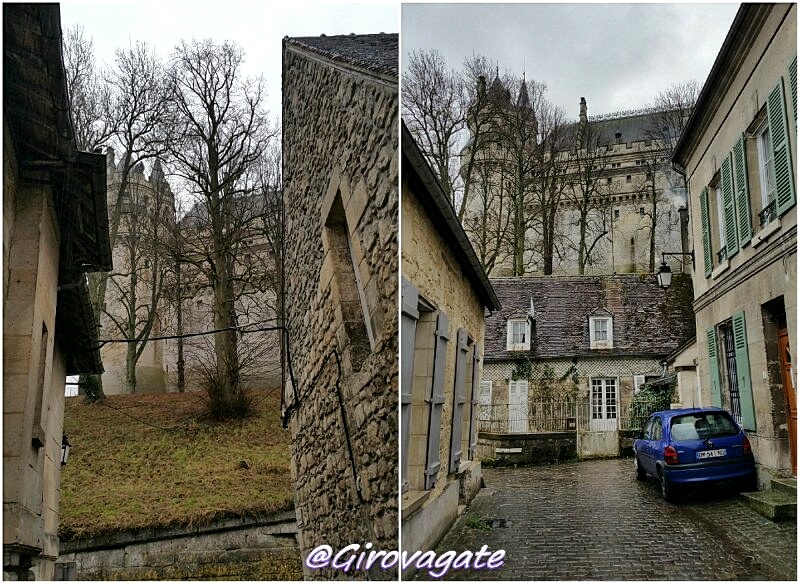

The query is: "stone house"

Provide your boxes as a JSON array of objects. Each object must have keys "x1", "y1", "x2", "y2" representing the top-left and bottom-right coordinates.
[
  {"x1": 400, "y1": 121, "x2": 501, "y2": 560},
  {"x1": 3, "y1": 4, "x2": 111, "y2": 579},
  {"x1": 482, "y1": 274, "x2": 695, "y2": 457},
  {"x1": 462, "y1": 77, "x2": 687, "y2": 277},
  {"x1": 281, "y1": 33, "x2": 398, "y2": 579},
  {"x1": 672, "y1": 3, "x2": 797, "y2": 483}
]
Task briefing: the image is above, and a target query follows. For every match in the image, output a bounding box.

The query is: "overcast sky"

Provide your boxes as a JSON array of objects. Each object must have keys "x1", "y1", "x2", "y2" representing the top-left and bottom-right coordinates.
[
  {"x1": 402, "y1": 3, "x2": 739, "y2": 119},
  {"x1": 60, "y1": 1, "x2": 399, "y2": 124}
]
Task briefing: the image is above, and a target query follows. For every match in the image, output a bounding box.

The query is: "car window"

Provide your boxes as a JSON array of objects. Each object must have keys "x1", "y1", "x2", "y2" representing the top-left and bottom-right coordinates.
[
  {"x1": 670, "y1": 412, "x2": 738, "y2": 440},
  {"x1": 643, "y1": 417, "x2": 655, "y2": 439},
  {"x1": 653, "y1": 418, "x2": 663, "y2": 441}
]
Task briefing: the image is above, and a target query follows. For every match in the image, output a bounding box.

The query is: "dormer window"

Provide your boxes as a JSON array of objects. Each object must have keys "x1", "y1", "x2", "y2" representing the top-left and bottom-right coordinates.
[
  {"x1": 506, "y1": 318, "x2": 530, "y2": 351},
  {"x1": 589, "y1": 316, "x2": 613, "y2": 349}
]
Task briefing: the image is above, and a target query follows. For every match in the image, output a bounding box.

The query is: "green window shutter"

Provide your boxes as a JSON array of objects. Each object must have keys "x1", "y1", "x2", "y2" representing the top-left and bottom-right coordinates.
[
  {"x1": 700, "y1": 187, "x2": 713, "y2": 277},
  {"x1": 732, "y1": 312, "x2": 756, "y2": 431},
  {"x1": 789, "y1": 56, "x2": 797, "y2": 124},
  {"x1": 768, "y1": 80, "x2": 796, "y2": 216},
  {"x1": 706, "y1": 327, "x2": 723, "y2": 408},
  {"x1": 732, "y1": 134, "x2": 752, "y2": 247},
  {"x1": 720, "y1": 154, "x2": 738, "y2": 259}
]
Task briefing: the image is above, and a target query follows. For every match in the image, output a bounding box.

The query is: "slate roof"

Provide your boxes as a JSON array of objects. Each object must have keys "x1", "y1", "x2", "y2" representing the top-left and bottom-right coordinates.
[
  {"x1": 285, "y1": 33, "x2": 398, "y2": 78},
  {"x1": 485, "y1": 273, "x2": 695, "y2": 361}
]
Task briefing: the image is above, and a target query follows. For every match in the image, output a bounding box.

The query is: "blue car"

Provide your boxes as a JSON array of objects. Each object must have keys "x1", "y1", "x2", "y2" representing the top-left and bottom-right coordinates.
[{"x1": 633, "y1": 407, "x2": 756, "y2": 501}]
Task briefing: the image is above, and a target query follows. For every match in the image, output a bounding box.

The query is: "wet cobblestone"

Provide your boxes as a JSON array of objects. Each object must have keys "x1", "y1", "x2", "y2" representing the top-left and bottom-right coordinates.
[{"x1": 412, "y1": 459, "x2": 796, "y2": 580}]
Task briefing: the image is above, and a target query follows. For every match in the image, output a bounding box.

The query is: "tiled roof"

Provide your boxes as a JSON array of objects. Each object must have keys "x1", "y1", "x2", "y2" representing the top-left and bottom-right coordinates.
[
  {"x1": 485, "y1": 273, "x2": 695, "y2": 361},
  {"x1": 285, "y1": 33, "x2": 398, "y2": 78}
]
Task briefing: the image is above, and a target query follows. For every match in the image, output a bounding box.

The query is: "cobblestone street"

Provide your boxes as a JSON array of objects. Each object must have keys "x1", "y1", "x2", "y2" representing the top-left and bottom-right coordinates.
[{"x1": 415, "y1": 459, "x2": 796, "y2": 580}]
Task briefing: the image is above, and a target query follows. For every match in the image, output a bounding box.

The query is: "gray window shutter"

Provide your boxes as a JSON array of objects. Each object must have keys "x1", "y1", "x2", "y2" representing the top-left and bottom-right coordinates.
[
  {"x1": 733, "y1": 312, "x2": 756, "y2": 431},
  {"x1": 789, "y1": 56, "x2": 797, "y2": 124},
  {"x1": 700, "y1": 187, "x2": 713, "y2": 277},
  {"x1": 732, "y1": 133, "x2": 752, "y2": 248},
  {"x1": 768, "y1": 80, "x2": 796, "y2": 216},
  {"x1": 424, "y1": 311, "x2": 448, "y2": 490},
  {"x1": 468, "y1": 342, "x2": 482, "y2": 461},
  {"x1": 449, "y1": 328, "x2": 468, "y2": 474},
  {"x1": 720, "y1": 154, "x2": 738, "y2": 259},
  {"x1": 706, "y1": 326, "x2": 722, "y2": 408},
  {"x1": 400, "y1": 278, "x2": 419, "y2": 493}
]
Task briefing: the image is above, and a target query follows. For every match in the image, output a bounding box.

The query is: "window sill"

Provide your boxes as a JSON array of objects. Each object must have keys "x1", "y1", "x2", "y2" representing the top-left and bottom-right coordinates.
[
  {"x1": 506, "y1": 345, "x2": 530, "y2": 352},
  {"x1": 711, "y1": 259, "x2": 729, "y2": 280},
  {"x1": 751, "y1": 217, "x2": 782, "y2": 248},
  {"x1": 401, "y1": 489, "x2": 430, "y2": 517},
  {"x1": 590, "y1": 343, "x2": 614, "y2": 350}
]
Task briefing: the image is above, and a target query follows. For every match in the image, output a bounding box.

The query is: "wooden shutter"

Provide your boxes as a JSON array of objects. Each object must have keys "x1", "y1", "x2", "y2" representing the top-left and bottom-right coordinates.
[
  {"x1": 468, "y1": 342, "x2": 482, "y2": 461},
  {"x1": 400, "y1": 278, "x2": 419, "y2": 492},
  {"x1": 733, "y1": 312, "x2": 756, "y2": 431},
  {"x1": 424, "y1": 311, "x2": 448, "y2": 490},
  {"x1": 706, "y1": 326, "x2": 723, "y2": 408},
  {"x1": 449, "y1": 328, "x2": 468, "y2": 473},
  {"x1": 789, "y1": 56, "x2": 797, "y2": 124},
  {"x1": 732, "y1": 133, "x2": 752, "y2": 247},
  {"x1": 768, "y1": 80, "x2": 796, "y2": 216},
  {"x1": 720, "y1": 154, "x2": 738, "y2": 259},
  {"x1": 700, "y1": 188, "x2": 713, "y2": 277}
]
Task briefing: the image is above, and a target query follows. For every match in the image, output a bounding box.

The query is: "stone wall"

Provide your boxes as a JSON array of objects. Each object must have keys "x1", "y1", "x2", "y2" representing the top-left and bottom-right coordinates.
[
  {"x1": 282, "y1": 40, "x2": 398, "y2": 579},
  {"x1": 56, "y1": 512, "x2": 300, "y2": 580},
  {"x1": 400, "y1": 181, "x2": 487, "y2": 556},
  {"x1": 477, "y1": 432, "x2": 576, "y2": 466}
]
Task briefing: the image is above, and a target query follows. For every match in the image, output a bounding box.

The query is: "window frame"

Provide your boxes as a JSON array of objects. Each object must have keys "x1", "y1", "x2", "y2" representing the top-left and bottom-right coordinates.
[
  {"x1": 756, "y1": 117, "x2": 777, "y2": 212},
  {"x1": 589, "y1": 316, "x2": 613, "y2": 349},
  {"x1": 506, "y1": 318, "x2": 530, "y2": 351}
]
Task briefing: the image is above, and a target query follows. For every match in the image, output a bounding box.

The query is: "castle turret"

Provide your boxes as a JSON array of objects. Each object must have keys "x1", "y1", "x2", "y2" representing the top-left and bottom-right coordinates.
[
  {"x1": 517, "y1": 74, "x2": 531, "y2": 109},
  {"x1": 579, "y1": 97, "x2": 588, "y2": 124}
]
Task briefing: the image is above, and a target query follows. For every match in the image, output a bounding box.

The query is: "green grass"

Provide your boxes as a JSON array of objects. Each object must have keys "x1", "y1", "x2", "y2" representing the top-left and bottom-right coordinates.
[{"x1": 59, "y1": 389, "x2": 293, "y2": 541}]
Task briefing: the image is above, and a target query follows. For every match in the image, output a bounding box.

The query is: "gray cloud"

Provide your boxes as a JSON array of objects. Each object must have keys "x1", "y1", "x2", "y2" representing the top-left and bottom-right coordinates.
[{"x1": 402, "y1": 3, "x2": 738, "y2": 118}]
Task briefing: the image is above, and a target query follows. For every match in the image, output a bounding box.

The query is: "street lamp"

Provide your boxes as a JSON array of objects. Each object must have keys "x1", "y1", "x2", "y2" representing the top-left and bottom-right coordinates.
[
  {"x1": 656, "y1": 250, "x2": 695, "y2": 290},
  {"x1": 61, "y1": 434, "x2": 71, "y2": 466}
]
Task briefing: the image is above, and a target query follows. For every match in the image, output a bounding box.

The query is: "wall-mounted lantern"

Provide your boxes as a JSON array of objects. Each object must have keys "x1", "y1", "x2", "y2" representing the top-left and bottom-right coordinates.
[
  {"x1": 61, "y1": 434, "x2": 71, "y2": 466},
  {"x1": 656, "y1": 251, "x2": 695, "y2": 290}
]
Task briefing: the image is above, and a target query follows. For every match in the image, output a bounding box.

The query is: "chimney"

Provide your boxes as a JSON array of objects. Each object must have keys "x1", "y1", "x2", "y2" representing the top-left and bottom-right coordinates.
[
  {"x1": 478, "y1": 75, "x2": 486, "y2": 100},
  {"x1": 678, "y1": 206, "x2": 689, "y2": 273},
  {"x1": 579, "y1": 97, "x2": 588, "y2": 124}
]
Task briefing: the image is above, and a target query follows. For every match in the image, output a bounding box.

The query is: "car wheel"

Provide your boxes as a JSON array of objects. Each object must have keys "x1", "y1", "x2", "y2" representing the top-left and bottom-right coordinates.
[
  {"x1": 659, "y1": 469, "x2": 676, "y2": 502},
  {"x1": 634, "y1": 456, "x2": 646, "y2": 481},
  {"x1": 739, "y1": 472, "x2": 758, "y2": 492}
]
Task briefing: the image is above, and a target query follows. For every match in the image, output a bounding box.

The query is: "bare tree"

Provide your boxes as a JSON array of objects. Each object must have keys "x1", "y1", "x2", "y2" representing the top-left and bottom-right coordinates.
[
  {"x1": 101, "y1": 163, "x2": 173, "y2": 392},
  {"x1": 167, "y1": 39, "x2": 275, "y2": 418},
  {"x1": 638, "y1": 80, "x2": 699, "y2": 271},
  {"x1": 63, "y1": 25, "x2": 114, "y2": 152},
  {"x1": 563, "y1": 123, "x2": 615, "y2": 274},
  {"x1": 64, "y1": 33, "x2": 171, "y2": 399}
]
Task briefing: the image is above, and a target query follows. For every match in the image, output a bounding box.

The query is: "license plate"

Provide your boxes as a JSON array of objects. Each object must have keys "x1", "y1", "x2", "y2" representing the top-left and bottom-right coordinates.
[{"x1": 697, "y1": 449, "x2": 726, "y2": 459}]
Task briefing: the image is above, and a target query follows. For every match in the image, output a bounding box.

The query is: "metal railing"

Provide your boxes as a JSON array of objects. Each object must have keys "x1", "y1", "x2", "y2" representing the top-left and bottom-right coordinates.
[
  {"x1": 479, "y1": 395, "x2": 672, "y2": 434},
  {"x1": 759, "y1": 200, "x2": 777, "y2": 227}
]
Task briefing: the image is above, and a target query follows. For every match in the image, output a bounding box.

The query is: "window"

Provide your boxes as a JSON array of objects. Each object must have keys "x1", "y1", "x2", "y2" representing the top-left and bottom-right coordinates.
[
  {"x1": 639, "y1": 207, "x2": 645, "y2": 215},
  {"x1": 614, "y1": 209, "x2": 620, "y2": 219},
  {"x1": 715, "y1": 185, "x2": 726, "y2": 256},
  {"x1": 606, "y1": 177, "x2": 612, "y2": 185},
  {"x1": 626, "y1": 175, "x2": 631, "y2": 183},
  {"x1": 756, "y1": 118, "x2": 777, "y2": 221},
  {"x1": 589, "y1": 316, "x2": 613, "y2": 349},
  {"x1": 506, "y1": 318, "x2": 530, "y2": 351},
  {"x1": 706, "y1": 311, "x2": 756, "y2": 430},
  {"x1": 590, "y1": 378, "x2": 618, "y2": 431}
]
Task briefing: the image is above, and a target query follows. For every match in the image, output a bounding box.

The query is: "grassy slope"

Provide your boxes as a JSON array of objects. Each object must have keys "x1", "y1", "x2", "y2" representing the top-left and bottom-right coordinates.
[{"x1": 59, "y1": 389, "x2": 293, "y2": 541}]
